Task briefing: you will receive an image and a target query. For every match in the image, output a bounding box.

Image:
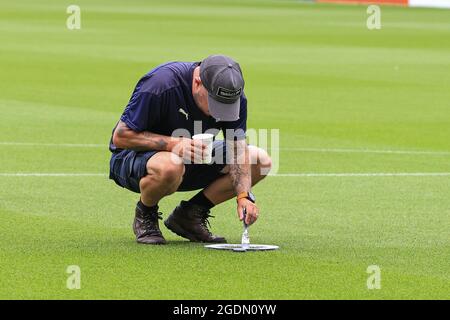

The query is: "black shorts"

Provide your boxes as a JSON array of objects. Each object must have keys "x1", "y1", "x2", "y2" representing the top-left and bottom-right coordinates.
[{"x1": 109, "y1": 140, "x2": 228, "y2": 193}]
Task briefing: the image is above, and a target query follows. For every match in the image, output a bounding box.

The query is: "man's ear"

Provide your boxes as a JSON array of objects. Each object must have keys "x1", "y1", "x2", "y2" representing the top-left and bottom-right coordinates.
[{"x1": 194, "y1": 76, "x2": 202, "y2": 87}]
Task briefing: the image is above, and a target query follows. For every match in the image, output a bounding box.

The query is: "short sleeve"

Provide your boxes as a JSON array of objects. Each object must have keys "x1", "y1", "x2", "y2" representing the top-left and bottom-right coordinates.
[
  {"x1": 120, "y1": 92, "x2": 163, "y2": 132},
  {"x1": 221, "y1": 94, "x2": 247, "y2": 141}
]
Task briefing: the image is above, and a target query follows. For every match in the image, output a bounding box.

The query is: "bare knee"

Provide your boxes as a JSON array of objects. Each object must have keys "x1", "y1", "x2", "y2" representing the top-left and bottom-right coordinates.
[
  {"x1": 162, "y1": 162, "x2": 185, "y2": 183},
  {"x1": 145, "y1": 153, "x2": 185, "y2": 187},
  {"x1": 139, "y1": 174, "x2": 153, "y2": 192},
  {"x1": 249, "y1": 146, "x2": 272, "y2": 181},
  {"x1": 151, "y1": 162, "x2": 184, "y2": 185}
]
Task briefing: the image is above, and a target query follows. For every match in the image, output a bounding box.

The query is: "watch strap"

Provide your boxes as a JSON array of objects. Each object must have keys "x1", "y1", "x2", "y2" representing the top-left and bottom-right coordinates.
[{"x1": 237, "y1": 192, "x2": 249, "y2": 201}]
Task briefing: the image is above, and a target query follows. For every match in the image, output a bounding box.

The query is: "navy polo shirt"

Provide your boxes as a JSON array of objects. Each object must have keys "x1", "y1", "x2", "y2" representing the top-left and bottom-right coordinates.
[{"x1": 109, "y1": 61, "x2": 247, "y2": 152}]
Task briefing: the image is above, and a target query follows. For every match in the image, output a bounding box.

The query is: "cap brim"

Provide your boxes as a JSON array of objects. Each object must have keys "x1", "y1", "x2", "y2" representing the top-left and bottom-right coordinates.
[{"x1": 207, "y1": 95, "x2": 240, "y2": 122}]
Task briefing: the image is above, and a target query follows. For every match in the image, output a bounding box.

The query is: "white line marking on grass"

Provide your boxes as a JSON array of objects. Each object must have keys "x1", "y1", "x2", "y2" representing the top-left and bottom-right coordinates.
[
  {"x1": 1, "y1": 142, "x2": 450, "y2": 156},
  {"x1": 270, "y1": 173, "x2": 450, "y2": 177},
  {"x1": 0, "y1": 173, "x2": 107, "y2": 177},
  {"x1": 1, "y1": 172, "x2": 449, "y2": 178},
  {"x1": 279, "y1": 147, "x2": 450, "y2": 156},
  {"x1": 0, "y1": 142, "x2": 105, "y2": 148}
]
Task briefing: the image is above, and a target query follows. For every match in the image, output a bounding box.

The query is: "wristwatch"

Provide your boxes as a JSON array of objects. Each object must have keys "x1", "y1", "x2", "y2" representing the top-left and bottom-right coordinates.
[{"x1": 237, "y1": 191, "x2": 256, "y2": 203}]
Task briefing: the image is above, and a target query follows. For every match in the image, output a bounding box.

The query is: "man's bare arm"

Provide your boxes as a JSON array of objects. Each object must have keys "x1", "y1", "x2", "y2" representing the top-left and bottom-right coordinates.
[
  {"x1": 228, "y1": 139, "x2": 259, "y2": 224},
  {"x1": 112, "y1": 120, "x2": 175, "y2": 152},
  {"x1": 228, "y1": 139, "x2": 251, "y2": 194},
  {"x1": 112, "y1": 121, "x2": 204, "y2": 163}
]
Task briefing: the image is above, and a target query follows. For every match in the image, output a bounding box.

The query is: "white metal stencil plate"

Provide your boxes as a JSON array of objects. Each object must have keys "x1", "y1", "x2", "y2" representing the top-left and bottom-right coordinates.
[{"x1": 204, "y1": 244, "x2": 279, "y2": 251}]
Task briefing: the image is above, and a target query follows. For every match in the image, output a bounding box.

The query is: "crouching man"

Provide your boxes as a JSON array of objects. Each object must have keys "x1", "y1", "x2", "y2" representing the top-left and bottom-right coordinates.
[{"x1": 109, "y1": 55, "x2": 272, "y2": 245}]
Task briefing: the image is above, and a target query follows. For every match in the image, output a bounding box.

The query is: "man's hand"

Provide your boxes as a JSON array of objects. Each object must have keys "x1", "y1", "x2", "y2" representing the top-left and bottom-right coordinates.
[
  {"x1": 237, "y1": 198, "x2": 259, "y2": 225},
  {"x1": 170, "y1": 137, "x2": 206, "y2": 163}
]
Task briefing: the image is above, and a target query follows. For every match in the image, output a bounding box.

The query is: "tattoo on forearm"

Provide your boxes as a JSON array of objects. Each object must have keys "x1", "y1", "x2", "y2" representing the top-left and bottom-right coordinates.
[
  {"x1": 229, "y1": 141, "x2": 251, "y2": 193},
  {"x1": 116, "y1": 121, "x2": 169, "y2": 151},
  {"x1": 157, "y1": 138, "x2": 168, "y2": 150},
  {"x1": 230, "y1": 164, "x2": 250, "y2": 193},
  {"x1": 142, "y1": 131, "x2": 168, "y2": 150},
  {"x1": 142, "y1": 131, "x2": 154, "y2": 139},
  {"x1": 116, "y1": 126, "x2": 125, "y2": 137}
]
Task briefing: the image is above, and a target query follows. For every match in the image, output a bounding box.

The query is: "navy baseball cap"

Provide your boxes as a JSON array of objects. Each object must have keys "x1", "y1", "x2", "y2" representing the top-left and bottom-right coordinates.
[{"x1": 200, "y1": 55, "x2": 245, "y2": 122}]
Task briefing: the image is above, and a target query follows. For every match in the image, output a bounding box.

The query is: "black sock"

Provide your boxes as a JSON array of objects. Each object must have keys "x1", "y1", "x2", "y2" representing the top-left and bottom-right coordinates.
[
  {"x1": 188, "y1": 191, "x2": 215, "y2": 210},
  {"x1": 137, "y1": 199, "x2": 158, "y2": 213}
]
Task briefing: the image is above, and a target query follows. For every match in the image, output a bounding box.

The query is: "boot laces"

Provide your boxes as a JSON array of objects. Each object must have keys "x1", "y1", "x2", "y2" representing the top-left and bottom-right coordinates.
[
  {"x1": 143, "y1": 212, "x2": 163, "y2": 236},
  {"x1": 200, "y1": 212, "x2": 214, "y2": 236}
]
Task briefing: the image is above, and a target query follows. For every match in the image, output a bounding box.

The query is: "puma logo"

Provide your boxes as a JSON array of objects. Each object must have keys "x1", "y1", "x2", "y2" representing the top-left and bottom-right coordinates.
[{"x1": 178, "y1": 108, "x2": 189, "y2": 120}]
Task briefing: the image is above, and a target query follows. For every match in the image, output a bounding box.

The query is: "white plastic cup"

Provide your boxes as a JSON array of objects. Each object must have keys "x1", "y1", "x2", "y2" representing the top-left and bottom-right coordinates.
[{"x1": 192, "y1": 133, "x2": 214, "y2": 164}]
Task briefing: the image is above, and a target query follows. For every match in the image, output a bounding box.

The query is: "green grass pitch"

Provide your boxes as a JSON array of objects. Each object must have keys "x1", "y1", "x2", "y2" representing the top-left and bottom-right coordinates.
[{"x1": 0, "y1": 0, "x2": 449, "y2": 299}]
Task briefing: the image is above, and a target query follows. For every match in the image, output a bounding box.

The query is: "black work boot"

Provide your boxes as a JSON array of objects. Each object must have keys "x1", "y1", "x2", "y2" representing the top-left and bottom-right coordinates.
[
  {"x1": 133, "y1": 203, "x2": 166, "y2": 245},
  {"x1": 164, "y1": 201, "x2": 226, "y2": 243}
]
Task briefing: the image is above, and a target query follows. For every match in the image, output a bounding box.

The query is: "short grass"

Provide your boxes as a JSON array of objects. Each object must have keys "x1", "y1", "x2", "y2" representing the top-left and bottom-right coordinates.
[{"x1": 0, "y1": 0, "x2": 449, "y2": 299}]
